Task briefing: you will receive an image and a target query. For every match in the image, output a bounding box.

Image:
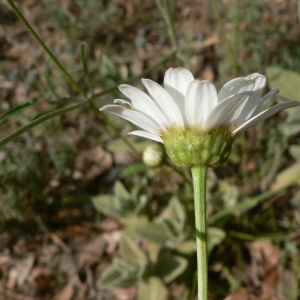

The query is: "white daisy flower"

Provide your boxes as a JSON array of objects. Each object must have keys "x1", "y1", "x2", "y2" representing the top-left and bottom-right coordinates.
[{"x1": 100, "y1": 67, "x2": 299, "y2": 167}]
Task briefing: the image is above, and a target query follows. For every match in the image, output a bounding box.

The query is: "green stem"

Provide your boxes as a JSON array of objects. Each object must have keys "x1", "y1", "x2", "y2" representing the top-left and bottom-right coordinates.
[
  {"x1": 7, "y1": 0, "x2": 87, "y2": 97},
  {"x1": 191, "y1": 165, "x2": 208, "y2": 300}
]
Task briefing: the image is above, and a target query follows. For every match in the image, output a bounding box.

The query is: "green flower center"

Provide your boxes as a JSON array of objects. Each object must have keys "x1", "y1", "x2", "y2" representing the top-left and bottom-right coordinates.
[{"x1": 161, "y1": 126, "x2": 234, "y2": 168}]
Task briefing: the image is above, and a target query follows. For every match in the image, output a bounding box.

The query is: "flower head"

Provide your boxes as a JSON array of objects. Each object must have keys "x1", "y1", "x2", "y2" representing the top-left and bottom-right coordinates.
[{"x1": 100, "y1": 67, "x2": 299, "y2": 167}]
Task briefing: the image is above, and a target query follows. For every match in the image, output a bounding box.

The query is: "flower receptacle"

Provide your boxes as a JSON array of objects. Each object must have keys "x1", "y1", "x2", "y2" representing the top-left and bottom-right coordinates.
[{"x1": 161, "y1": 126, "x2": 234, "y2": 168}]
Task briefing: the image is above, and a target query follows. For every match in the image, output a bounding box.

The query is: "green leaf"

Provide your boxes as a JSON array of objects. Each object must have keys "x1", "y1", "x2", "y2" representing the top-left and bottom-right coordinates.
[
  {"x1": 114, "y1": 181, "x2": 138, "y2": 213},
  {"x1": 207, "y1": 227, "x2": 226, "y2": 253},
  {"x1": 96, "y1": 258, "x2": 139, "y2": 289},
  {"x1": 0, "y1": 102, "x2": 33, "y2": 123},
  {"x1": 148, "y1": 243, "x2": 161, "y2": 264},
  {"x1": 281, "y1": 107, "x2": 300, "y2": 136},
  {"x1": 114, "y1": 181, "x2": 131, "y2": 202},
  {"x1": 120, "y1": 163, "x2": 148, "y2": 178},
  {"x1": 92, "y1": 194, "x2": 124, "y2": 222},
  {"x1": 0, "y1": 99, "x2": 88, "y2": 149},
  {"x1": 210, "y1": 180, "x2": 239, "y2": 211},
  {"x1": 289, "y1": 145, "x2": 300, "y2": 160},
  {"x1": 158, "y1": 196, "x2": 186, "y2": 236},
  {"x1": 32, "y1": 109, "x2": 57, "y2": 121},
  {"x1": 137, "y1": 277, "x2": 168, "y2": 300},
  {"x1": 156, "y1": 252, "x2": 188, "y2": 283},
  {"x1": 271, "y1": 162, "x2": 300, "y2": 191},
  {"x1": 134, "y1": 194, "x2": 148, "y2": 216},
  {"x1": 177, "y1": 240, "x2": 196, "y2": 254},
  {"x1": 167, "y1": 197, "x2": 186, "y2": 229},
  {"x1": 219, "y1": 181, "x2": 239, "y2": 208},
  {"x1": 134, "y1": 197, "x2": 187, "y2": 247},
  {"x1": 81, "y1": 42, "x2": 94, "y2": 90},
  {"x1": 266, "y1": 66, "x2": 300, "y2": 102},
  {"x1": 135, "y1": 223, "x2": 173, "y2": 245},
  {"x1": 119, "y1": 234, "x2": 147, "y2": 272},
  {"x1": 92, "y1": 180, "x2": 149, "y2": 224}
]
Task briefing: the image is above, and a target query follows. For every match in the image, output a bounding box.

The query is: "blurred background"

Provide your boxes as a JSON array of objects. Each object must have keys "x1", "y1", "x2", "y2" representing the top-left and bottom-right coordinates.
[{"x1": 1, "y1": 0, "x2": 300, "y2": 299}]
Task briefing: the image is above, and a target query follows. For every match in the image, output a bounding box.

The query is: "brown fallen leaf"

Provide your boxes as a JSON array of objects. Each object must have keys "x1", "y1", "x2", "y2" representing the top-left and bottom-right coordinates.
[
  {"x1": 248, "y1": 240, "x2": 280, "y2": 288},
  {"x1": 111, "y1": 286, "x2": 137, "y2": 300},
  {"x1": 224, "y1": 291, "x2": 249, "y2": 300},
  {"x1": 75, "y1": 146, "x2": 113, "y2": 180},
  {"x1": 7, "y1": 253, "x2": 35, "y2": 289},
  {"x1": 53, "y1": 275, "x2": 79, "y2": 300},
  {"x1": 76, "y1": 234, "x2": 106, "y2": 269}
]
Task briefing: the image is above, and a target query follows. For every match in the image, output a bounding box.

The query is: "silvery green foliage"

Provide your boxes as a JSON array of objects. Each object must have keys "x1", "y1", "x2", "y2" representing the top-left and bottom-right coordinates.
[
  {"x1": 94, "y1": 187, "x2": 189, "y2": 296},
  {"x1": 93, "y1": 181, "x2": 226, "y2": 298},
  {"x1": 134, "y1": 197, "x2": 187, "y2": 248},
  {"x1": 266, "y1": 67, "x2": 300, "y2": 137},
  {"x1": 92, "y1": 180, "x2": 148, "y2": 225},
  {"x1": 97, "y1": 234, "x2": 147, "y2": 289},
  {"x1": 137, "y1": 277, "x2": 168, "y2": 300}
]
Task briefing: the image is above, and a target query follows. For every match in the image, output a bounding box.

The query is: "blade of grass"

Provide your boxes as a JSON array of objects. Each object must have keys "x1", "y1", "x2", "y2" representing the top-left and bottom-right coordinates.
[
  {"x1": 0, "y1": 102, "x2": 39, "y2": 124},
  {"x1": 228, "y1": 230, "x2": 300, "y2": 241},
  {"x1": 155, "y1": 0, "x2": 178, "y2": 50},
  {"x1": 81, "y1": 42, "x2": 94, "y2": 92},
  {"x1": 0, "y1": 100, "x2": 87, "y2": 148},
  {"x1": 7, "y1": 0, "x2": 87, "y2": 97},
  {"x1": 211, "y1": 0, "x2": 239, "y2": 76},
  {"x1": 209, "y1": 181, "x2": 299, "y2": 224},
  {"x1": 0, "y1": 50, "x2": 177, "y2": 148}
]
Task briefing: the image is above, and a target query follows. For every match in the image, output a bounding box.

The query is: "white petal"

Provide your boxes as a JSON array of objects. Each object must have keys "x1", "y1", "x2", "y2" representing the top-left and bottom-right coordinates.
[
  {"x1": 218, "y1": 78, "x2": 255, "y2": 102},
  {"x1": 247, "y1": 73, "x2": 261, "y2": 80},
  {"x1": 142, "y1": 79, "x2": 185, "y2": 126},
  {"x1": 128, "y1": 130, "x2": 164, "y2": 143},
  {"x1": 250, "y1": 89, "x2": 279, "y2": 117},
  {"x1": 164, "y1": 67, "x2": 194, "y2": 111},
  {"x1": 100, "y1": 105, "x2": 161, "y2": 135},
  {"x1": 114, "y1": 99, "x2": 133, "y2": 107},
  {"x1": 204, "y1": 92, "x2": 252, "y2": 129},
  {"x1": 233, "y1": 101, "x2": 300, "y2": 134},
  {"x1": 185, "y1": 80, "x2": 218, "y2": 126},
  {"x1": 235, "y1": 74, "x2": 267, "y2": 125},
  {"x1": 247, "y1": 73, "x2": 266, "y2": 93},
  {"x1": 118, "y1": 84, "x2": 170, "y2": 129}
]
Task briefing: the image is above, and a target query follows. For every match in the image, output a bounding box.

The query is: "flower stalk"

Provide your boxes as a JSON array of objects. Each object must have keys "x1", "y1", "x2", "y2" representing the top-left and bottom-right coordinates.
[
  {"x1": 191, "y1": 165, "x2": 208, "y2": 300},
  {"x1": 100, "y1": 67, "x2": 300, "y2": 299}
]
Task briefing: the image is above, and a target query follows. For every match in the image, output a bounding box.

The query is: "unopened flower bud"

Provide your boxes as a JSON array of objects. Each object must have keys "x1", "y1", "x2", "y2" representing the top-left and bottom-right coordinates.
[{"x1": 143, "y1": 144, "x2": 165, "y2": 167}]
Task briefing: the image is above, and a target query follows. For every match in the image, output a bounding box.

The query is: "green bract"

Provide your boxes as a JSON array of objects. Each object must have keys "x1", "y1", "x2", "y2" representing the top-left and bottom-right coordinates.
[{"x1": 161, "y1": 126, "x2": 233, "y2": 167}]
